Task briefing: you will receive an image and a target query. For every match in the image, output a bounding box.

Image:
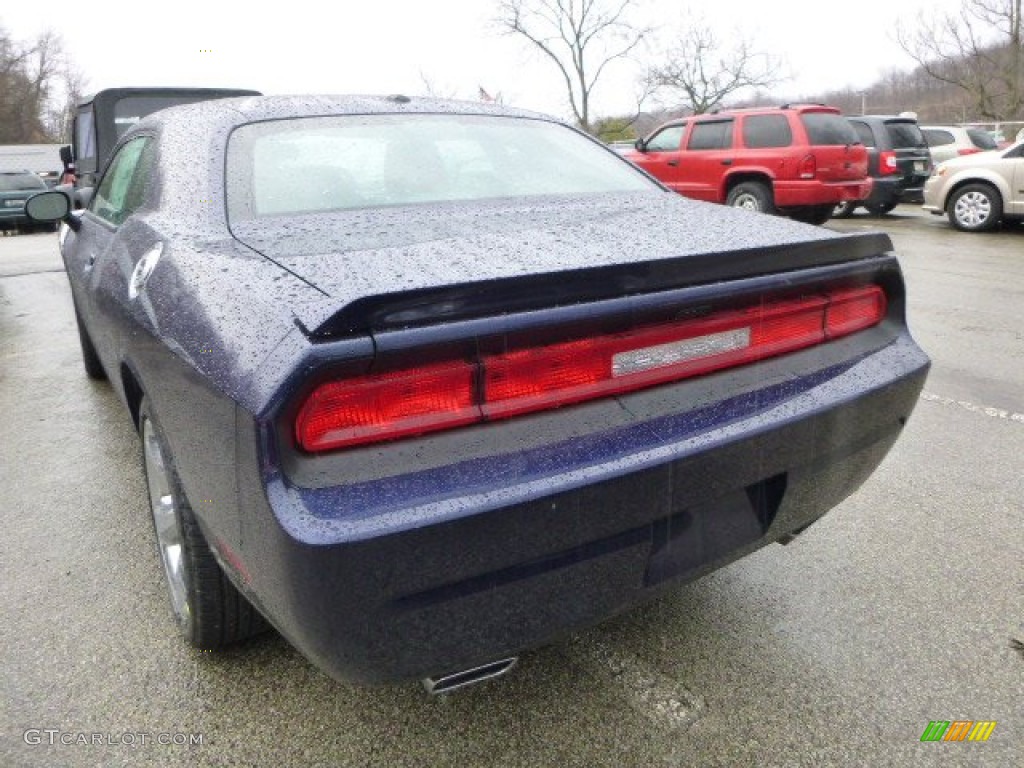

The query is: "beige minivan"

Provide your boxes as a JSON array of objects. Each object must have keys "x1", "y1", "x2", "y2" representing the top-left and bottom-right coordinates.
[{"x1": 923, "y1": 140, "x2": 1024, "y2": 231}]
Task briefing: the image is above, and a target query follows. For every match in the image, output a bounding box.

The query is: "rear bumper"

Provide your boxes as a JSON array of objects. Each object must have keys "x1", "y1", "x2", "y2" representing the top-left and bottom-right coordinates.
[
  {"x1": 234, "y1": 330, "x2": 929, "y2": 684},
  {"x1": 865, "y1": 176, "x2": 929, "y2": 206},
  {"x1": 774, "y1": 179, "x2": 873, "y2": 207},
  {"x1": 0, "y1": 208, "x2": 28, "y2": 227}
]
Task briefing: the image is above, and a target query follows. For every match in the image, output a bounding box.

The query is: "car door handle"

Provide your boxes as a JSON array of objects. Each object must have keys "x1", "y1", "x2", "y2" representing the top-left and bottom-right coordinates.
[
  {"x1": 720, "y1": 159, "x2": 733, "y2": 166},
  {"x1": 667, "y1": 160, "x2": 679, "y2": 166}
]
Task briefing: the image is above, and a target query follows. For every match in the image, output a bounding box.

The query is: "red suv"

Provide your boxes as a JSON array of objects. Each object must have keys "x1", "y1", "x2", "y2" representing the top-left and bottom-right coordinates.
[{"x1": 626, "y1": 104, "x2": 871, "y2": 224}]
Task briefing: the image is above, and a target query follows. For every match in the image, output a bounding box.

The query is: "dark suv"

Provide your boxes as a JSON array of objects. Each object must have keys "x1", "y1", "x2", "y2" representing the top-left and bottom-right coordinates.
[
  {"x1": 625, "y1": 104, "x2": 870, "y2": 225},
  {"x1": 838, "y1": 116, "x2": 931, "y2": 216}
]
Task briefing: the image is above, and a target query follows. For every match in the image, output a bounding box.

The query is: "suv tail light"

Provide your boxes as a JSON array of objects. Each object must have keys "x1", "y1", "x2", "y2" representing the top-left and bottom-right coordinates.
[
  {"x1": 295, "y1": 286, "x2": 887, "y2": 453},
  {"x1": 878, "y1": 150, "x2": 900, "y2": 175},
  {"x1": 798, "y1": 154, "x2": 816, "y2": 179},
  {"x1": 957, "y1": 147, "x2": 981, "y2": 156}
]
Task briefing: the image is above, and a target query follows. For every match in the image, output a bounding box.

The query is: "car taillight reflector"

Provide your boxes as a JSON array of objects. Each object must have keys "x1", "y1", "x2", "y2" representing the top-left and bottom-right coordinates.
[
  {"x1": 957, "y1": 147, "x2": 981, "y2": 156},
  {"x1": 879, "y1": 150, "x2": 899, "y2": 175},
  {"x1": 295, "y1": 286, "x2": 887, "y2": 452}
]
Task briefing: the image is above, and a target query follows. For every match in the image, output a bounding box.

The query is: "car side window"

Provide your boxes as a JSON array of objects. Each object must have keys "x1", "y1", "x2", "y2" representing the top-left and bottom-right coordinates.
[
  {"x1": 91, "y1": 137, "x2": 152, "y2": 227},
  {"x1": 687, "y1": 120, "x2": 733, "y2": 151},
  {"x1": 741, "y1": 115, "x2": 792, "y2": 148},
  {"x1": 851, "y1": 122, "x2": 875, "y2": 148},
  {"x1": 923, "y1": 129, "x2": 954, "y2": 147},
  {"x1": 645, "y1": 125, "x2": 685, "y2": 152}
]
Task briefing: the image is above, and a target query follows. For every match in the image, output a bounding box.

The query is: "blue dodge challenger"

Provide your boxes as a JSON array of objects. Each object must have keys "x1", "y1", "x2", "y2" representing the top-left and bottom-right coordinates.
[{"x1": 27, "y1": 95, "x2": 929, "y2": 692}]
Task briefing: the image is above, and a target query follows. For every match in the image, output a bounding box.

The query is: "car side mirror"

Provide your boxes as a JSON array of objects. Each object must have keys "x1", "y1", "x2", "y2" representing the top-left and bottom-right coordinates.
[
  {"x1": 634, "y1": 138, "x2": 646, "y2": 152},
  {"x1": 25, "y1": 190, "x2": 81, "y2": 232}
]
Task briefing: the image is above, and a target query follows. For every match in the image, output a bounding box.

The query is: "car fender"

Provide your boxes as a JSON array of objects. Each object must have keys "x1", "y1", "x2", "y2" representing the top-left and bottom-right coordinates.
[
  {"x1": 940, "y1": 166, "x2": 1012, "y2": 209},
  {"x1": 721, "y1": 166, "x2": 777, "y2": 200}
]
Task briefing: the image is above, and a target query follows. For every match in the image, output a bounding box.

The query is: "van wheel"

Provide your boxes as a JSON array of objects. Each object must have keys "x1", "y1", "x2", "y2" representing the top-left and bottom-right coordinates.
[
  {"x1": 140, "y1": 398, "x2": 267, "y2": 648},
  {"x1": 726, "y1": 182, "x2": 776, "y2": 215},
  {"x1": 948, "y1": 183, "x2": 1001, "y2": 232}
]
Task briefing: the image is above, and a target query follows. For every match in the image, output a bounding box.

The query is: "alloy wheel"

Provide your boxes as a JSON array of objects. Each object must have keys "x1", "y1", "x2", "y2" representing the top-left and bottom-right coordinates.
[{"x1": 143, "y1": 418, "x2": 191, "y2": 628}]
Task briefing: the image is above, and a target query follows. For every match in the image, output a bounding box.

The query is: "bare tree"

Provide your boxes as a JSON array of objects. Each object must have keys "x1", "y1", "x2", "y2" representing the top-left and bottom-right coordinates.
[
  {"x1": 497, "y1": 0, "x2": 647, "y2": 132},
  {"x1": 647, "y1": 21, "x2": 784, "y2": 115},
  {"x1": 0, "y1": 26, "x2": 83, "y2": 143},
  {"x1": 897, "y1": 0, "x2": 1023, "y2": 120}
]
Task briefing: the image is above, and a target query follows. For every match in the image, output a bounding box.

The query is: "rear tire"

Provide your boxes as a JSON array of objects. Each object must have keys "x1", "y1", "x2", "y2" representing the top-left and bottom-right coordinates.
[
  {"x1": 726, "y1": 182, "x2": 776, "y2": 215},
  {"x1": 73, "y1": 304, "x2": 107, "y2": 380},
  {"x1": 140, "y1": 398, "x2": 266, "y2": 648},
  {"x1": 789, "y1": 205, "x2": 834, "y2": 225},
  {"x1": 947, "y1": 183, "x2": 1001, "y2": 232},
  {"x1": 864, "y1": 202, "x2": 897, "y2": 216}
]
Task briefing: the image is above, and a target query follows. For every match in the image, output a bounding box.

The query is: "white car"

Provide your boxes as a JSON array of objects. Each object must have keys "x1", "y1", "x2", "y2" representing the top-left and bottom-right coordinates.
[
  {"x1": 920, "y1": 125, "x2": 999, "y2": 165},
  {"x1": 923, "y1": 141, "x2": 1024, "y2": 231}
]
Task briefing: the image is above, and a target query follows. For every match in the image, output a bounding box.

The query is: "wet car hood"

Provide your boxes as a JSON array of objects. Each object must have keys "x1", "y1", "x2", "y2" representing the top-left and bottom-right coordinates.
[{"x1": 228, "y1": 191, "x2": 890, "y2": 337}]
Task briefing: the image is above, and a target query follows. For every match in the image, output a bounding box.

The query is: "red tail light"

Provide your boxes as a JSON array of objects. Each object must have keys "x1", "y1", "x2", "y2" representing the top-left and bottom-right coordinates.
[
  {"x1": 295, "y1": 286, "x2": 887, "y2": 452},
  {"x1": 957, "y1": 147, "x2": 981, "y2": 156},
  {"x1": 878, "y1": 150, "x2": 899, "y2": 175},
  {"x1": 798, "y1": 154, "x2": 816, "y2": 179},
  {"x1": 296, "y1": 361, "x2": 478, "y2": 451}
]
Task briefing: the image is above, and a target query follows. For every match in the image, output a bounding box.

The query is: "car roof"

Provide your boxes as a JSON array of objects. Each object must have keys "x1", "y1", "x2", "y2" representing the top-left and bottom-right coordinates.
[
  {"x1": 135, "y1": 94, "x2": 553, "y2": 132},
  {"x1": 849, "y1": 115, "x2": 919, "y2": 124}
]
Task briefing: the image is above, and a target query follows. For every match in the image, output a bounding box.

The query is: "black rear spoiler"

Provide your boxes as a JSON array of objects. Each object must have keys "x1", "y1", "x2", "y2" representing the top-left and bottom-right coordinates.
[{"x1": 296, "y1": 232, "x2": 894, "y2": 341}]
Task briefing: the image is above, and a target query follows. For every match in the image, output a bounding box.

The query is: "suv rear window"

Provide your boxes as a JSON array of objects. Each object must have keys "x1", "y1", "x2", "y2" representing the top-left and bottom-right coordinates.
[
  {"x1": 884, "y1": 121, "x2": 926, "y2": 148},
  {"x1": 800, "y1": 113, "x2": 859, "y2": 146},
  {"x1": 742, "y1": 115, "x2": 792, "y2": 148}
]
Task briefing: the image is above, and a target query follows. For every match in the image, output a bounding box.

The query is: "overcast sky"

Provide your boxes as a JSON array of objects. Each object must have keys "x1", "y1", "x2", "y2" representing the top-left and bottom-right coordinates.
[{"x1": 2, "y1": 0, "x2": 968, "y2": 120}]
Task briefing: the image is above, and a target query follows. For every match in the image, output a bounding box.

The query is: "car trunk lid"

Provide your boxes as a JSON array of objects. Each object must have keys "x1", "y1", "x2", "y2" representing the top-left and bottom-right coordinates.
[{"x1": 229, "y1": 191, "x2": 892, "y2": 338}]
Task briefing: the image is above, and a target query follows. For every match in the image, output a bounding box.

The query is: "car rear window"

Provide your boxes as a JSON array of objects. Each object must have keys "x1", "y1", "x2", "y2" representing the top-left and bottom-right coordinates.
[
  {"x1": 800, "y1": 113, "x2": 859, "y2": 146},
  {"x1": 742, "y1": 115, "x2": 793, "y2": 148},
  {"x1": 884, "y1": 121, "x2": 927, "y2": 148},
  {"x1": 226, "y1": 114, "x2": 657, "y2": 219},
  {"x1": 966, "y1": 129, "x2": 998, "y2": 150},
  {"x1": 0, "y1": 173, "x2": 46, "y2": 192}
]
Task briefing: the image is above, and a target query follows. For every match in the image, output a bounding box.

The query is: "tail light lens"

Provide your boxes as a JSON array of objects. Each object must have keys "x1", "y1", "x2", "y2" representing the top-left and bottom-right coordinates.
[
  {"x1": 798, "y1": 154, "x2": 816, "y2": 179},
  {"x1": 957, "y1": 147, "x2": 981, "y2": 156},
  {"x1": 296, "y1": 361, "x2": 478, "y2": 451},
  {"x1": 296, "y1": 286, "x2": 887, "y2": 452},
  {"x1": 879, "y1": 150, "x2": 899, "y2": 175}
]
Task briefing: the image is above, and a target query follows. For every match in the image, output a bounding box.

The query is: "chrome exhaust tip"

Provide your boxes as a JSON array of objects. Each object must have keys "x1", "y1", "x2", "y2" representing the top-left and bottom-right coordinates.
[{"x1": 422, "y1": 657, "x2": 518, "y2": 695}]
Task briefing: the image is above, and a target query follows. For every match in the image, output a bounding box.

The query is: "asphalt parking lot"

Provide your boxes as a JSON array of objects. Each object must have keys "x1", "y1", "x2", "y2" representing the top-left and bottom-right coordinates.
[{"x1": 1, "y1": 207, "x2": 1021, "y2": 767}]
